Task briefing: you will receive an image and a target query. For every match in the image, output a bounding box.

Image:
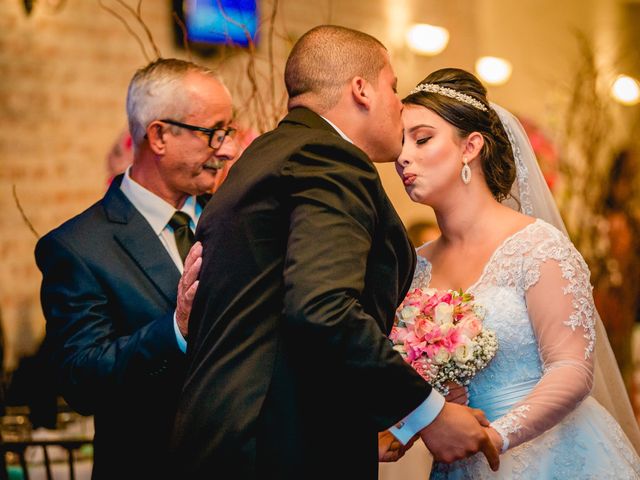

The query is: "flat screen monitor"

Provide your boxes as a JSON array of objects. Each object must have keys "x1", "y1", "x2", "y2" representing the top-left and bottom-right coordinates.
[{"x1": 181, "y1": 0, "x2": 258, "y2": 48}]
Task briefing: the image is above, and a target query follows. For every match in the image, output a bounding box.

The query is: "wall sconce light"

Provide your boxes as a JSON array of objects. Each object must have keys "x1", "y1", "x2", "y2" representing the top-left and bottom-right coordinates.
[
  {"x1": 406, "y1": 24, "x2": 449, "y2": 56},
  {"x1": 611, "y1": 75, "x2": 640, "y2": 106},
  {"x1": 475, "y1": 56, "x2": 512, "y2": 86}
]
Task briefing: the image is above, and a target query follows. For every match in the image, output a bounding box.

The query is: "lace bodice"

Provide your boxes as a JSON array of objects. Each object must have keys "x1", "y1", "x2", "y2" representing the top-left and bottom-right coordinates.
[{"x1": 413, "y1": 219, "x2": 596, "y2": 452}]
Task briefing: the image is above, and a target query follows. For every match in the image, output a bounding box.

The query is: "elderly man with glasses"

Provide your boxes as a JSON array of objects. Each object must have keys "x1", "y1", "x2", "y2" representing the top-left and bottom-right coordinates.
[{"x1": 35, "y1": 58, "x2": 238, "y2": 480}]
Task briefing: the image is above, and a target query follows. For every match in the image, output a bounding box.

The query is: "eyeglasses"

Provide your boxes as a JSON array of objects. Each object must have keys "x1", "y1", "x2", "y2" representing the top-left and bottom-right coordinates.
[{"x1": 160, "y1": 119, "x2": 236, "y2": 150}]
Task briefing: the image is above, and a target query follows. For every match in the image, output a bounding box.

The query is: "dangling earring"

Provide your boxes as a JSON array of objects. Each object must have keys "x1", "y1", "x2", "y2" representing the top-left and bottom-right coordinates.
[{"x1": 461, "y1": 157, "x2": 471, "y2": 184}]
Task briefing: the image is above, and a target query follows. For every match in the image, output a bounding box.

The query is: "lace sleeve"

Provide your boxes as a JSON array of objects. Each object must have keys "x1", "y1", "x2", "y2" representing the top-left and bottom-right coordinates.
[{"x1": 491, "y1": 233, "x2": 595, "y2": 451}]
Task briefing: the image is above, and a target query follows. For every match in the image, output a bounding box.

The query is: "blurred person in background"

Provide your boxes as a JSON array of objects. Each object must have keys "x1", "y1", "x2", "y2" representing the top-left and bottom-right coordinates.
[{"x1": 594, "y1": 148, "x2": 640, "y2": 404}]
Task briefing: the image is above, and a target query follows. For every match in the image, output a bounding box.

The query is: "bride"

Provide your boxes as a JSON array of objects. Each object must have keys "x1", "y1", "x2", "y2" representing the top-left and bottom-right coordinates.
[{"x1": 393, "y1": 67, "x2": 640, "y2": 478}]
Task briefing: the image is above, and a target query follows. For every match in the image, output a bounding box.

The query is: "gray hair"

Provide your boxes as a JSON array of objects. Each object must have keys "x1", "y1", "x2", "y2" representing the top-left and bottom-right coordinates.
[
  {"x1": 285, "y1": 25, "x2": 387, "y2": 112},
  {"x1": 126, "y1": 58, "x2": 221, "y2": 150}
]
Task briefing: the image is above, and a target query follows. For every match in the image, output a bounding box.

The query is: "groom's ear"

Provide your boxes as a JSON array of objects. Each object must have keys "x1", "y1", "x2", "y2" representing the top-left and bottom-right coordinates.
[
  {"x1": 464, "y1": 132, "x2": 484, "y2": 161},
  {"x1": 350, "y1": 76, "x2": 372, "y2": 110}
]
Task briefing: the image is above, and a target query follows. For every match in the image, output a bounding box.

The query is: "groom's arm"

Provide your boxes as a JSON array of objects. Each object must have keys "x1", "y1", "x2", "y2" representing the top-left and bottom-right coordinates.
[
  {"x1": 387, "y1": 381, "x2": 500, "y2": 471},
  {"x1": 282, "y1": 140, "x2": 432, "y2": 426},
  {"x1": 389, "y1": 392, "x2": 445, "y2": 444},
  {"x1": 281, "y1": 139, "x2": 499, "y2": 471}
]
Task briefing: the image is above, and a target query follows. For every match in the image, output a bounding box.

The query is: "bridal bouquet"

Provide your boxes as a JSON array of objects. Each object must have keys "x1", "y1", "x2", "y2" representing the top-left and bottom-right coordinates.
[{"x1": 390, "y1": 288, "x2": 498, "y2": 396}]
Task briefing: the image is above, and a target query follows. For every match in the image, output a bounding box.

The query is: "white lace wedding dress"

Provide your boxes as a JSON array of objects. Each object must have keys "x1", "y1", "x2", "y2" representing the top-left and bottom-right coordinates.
[{"x1": 414, "y1": 218, "x2": 640, "y2": 479}]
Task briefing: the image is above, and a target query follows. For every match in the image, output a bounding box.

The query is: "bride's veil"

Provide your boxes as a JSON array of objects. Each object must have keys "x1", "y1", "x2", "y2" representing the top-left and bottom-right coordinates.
[{"x1": 493, "y1": 103, "x2": 640, "y2": 453}]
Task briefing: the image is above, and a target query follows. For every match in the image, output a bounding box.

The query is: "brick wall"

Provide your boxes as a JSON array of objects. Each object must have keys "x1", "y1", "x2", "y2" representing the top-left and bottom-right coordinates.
[{"x1": 0, "y1": 0, "x2": 184, "y2": 369}]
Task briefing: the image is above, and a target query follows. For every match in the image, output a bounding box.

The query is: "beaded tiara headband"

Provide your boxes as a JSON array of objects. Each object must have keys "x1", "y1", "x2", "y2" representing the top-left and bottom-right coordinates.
[{"x1": 408, "y1": 83, "x2": 488, "y2": 112}]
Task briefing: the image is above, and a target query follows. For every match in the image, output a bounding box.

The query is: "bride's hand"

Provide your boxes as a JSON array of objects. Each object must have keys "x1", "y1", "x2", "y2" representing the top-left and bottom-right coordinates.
[
  {"x1": 485, "y1": 426, "x2": 504, "y2": 453},
  {"x1": 444, "y1": 382, "x2": 468, "y2": 405},
  {"x1": 378, "y1": 430, "x2": 413, "y2": 462}
]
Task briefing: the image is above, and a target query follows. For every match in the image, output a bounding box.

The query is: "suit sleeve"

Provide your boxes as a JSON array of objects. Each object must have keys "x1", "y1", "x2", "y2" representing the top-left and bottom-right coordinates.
[
  {"x1": 281, "y1": 141, "x2": 431, "y2": 431},
  {"x1": 35, "y1": 233, "x2": 183, "y2": 415}
]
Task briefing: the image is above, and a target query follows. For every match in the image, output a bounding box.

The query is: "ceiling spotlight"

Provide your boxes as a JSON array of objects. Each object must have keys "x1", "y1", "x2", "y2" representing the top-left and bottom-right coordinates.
[
  {"x1": 406, "y1": 24, "x2": 449, "y2": 56},
  {"x1": 611, "y1": 75, "x2": 640, "y2": 106},
  {"x1": 475, "y1": 56, "x2": 513, "y2": 86}
]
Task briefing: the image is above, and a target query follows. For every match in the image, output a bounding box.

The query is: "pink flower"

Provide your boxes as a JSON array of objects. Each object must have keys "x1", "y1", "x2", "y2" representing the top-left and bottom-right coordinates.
[
  {"x1": 458, "y1": 315, "x2": 482, "y2": 338},
  {"x1": 423, "y1": 343, "x2": 441, "y2": 361},
  {"x1": 391, "y1": 287, "x2": 495, "y2": 394},
  {"x1": 405, "y1": 335, "x2": 428, "y2": 361},
  {"x1": 403, "y1": 289, "x2": 424, "y2": 308},
  {"x1": 410, "y1": 357, "x2": 434, "y2": 381},
  {"x1": 441, "y1": 327, "x2": 462, "y2": 352},
  {"x1": 390, "y1": 326, "x2": 408, "y2": 343},
  {"x1": 421, "y1": 294, "x2": 441, "y2": 316},
  {"x1": 413, "y1": 315, "x2": 438, "y2": 339},
  {"x1": 438, "y1": 291, "x2": 453, "y2": 304}
]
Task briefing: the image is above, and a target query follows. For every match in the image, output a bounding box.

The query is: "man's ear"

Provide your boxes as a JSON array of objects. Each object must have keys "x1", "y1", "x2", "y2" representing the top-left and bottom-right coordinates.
[
  {"x1": 350, "y1": 76, "x2": 372, "y2": 110},
  {"x1": 463, "y1": 132, "x2": 484, "y2": 162},
  {"x1": 146, "y1": 121, "x2": 167, "y2": 155}
]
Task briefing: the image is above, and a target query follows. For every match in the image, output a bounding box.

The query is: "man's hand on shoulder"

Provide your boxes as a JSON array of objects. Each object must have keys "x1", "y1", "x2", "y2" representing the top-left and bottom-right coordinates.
[
  {"x1": 419, "y1": 402, "x2": 500, "y2": 471},
  {"x1": 176, "y1": 241, "x2": 203, "y2": 338}
]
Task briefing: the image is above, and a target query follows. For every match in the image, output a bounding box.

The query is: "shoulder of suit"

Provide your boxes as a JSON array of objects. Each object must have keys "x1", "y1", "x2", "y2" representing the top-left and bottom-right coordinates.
[
  {"x1": 281, "y1": 127, "x2": 377, "y2": 174},
  {"x1": 38, "y1": 193, "x2": 116, "y2": 248}
]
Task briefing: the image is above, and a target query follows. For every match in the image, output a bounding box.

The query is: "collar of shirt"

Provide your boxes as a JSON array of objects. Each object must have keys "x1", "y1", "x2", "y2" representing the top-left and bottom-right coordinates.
[
  {"x1": 320, "y1": 115, "x2": 354, "y2": 144},
  {"x1": 120, "y1": 166, "x2": 200, "y2": 234}
]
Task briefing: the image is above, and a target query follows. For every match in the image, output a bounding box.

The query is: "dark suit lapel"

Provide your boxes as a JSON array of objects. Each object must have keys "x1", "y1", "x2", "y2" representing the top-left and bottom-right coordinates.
[
  {"x1": 103, "y1": 175, "x2": 181, "y2": 305},
  {"x1": 196, "y1": 193, "x2": 211, "y2": 208},
  {"x1": 281, "y1": 110, "x2": 417, "y2": 328}
]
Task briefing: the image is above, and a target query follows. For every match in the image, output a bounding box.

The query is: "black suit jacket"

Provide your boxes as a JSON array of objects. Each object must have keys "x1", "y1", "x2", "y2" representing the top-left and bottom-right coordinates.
[
  {"x1": 35, "y1": 175, "x2": 206, "y2": 480},
  {"x1": 170, "y1": 108, "x2": 432, "y2": 479}
]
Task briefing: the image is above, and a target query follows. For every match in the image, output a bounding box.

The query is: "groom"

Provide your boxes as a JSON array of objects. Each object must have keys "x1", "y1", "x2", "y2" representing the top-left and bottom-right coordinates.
[{"x1": 169, "y1": 25, "x2": 499, "y2": 479}]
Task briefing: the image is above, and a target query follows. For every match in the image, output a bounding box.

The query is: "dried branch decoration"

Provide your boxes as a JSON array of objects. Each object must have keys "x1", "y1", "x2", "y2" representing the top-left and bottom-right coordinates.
[
  {"x1": 555, "y1": 33, "x2": 616, "y2": 286},
  {"x1": 98, "y1": 0, "x2": 161, "y2": 62},
  {"x1": 13, "y1": 185, "x2": 39, "y2": 239},
  {"x1": 212, "y1": 0, "x2": 288, "y2": 134},
  {"x1": 97, "y1": 0, "x2": 291, "y2": 134}
]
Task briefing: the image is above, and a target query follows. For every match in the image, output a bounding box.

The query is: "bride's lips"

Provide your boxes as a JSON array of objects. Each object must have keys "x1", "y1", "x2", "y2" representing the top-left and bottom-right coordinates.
[{"x1": 403, "y1": 174, "x2": 416, "y2": 186}]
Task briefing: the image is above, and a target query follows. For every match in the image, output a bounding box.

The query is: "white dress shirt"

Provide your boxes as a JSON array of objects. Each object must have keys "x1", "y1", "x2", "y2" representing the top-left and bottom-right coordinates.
[
  {"x1": 320, "y1": 115, "x2": 446, "y2": 441},
  {"x1": 120, "y1": 167, "x2": 201, "y2": 352}
]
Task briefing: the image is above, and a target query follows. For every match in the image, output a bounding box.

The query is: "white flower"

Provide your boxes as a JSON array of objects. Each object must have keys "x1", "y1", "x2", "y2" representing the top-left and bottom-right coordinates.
[
  {"x1": 399, "y1": 306, "x2": 420, "y2": 323},
  {"x1": 453, "y1": 338, "x2": 475, "y2": 364},
  {"x1": 434, "y1": 303, "x2": 454, "y2": 325},
  {"x1": 393, "y1": 344, "x2": 406, "y2": 355},
  {"x1": 439, "y1": 322, "x2": 455, "y2": 335},
  {"x1": 433, "y1": 347, "x2": 451, "y2": 365},
  {"x1": 472, "y1": 304, "x2": 487, "y2": 320}
]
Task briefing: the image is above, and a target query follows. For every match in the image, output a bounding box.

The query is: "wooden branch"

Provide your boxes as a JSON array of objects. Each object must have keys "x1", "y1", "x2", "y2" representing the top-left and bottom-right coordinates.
[
  {"x1": 13, "y1": 185, "x2": 40, "y2": 239},
  {"x1": 216, "y1": 0, "x2": 255, "y2": 49},
  {"x1": 556, "y1": 31, "x2": 617, "y2": 284},
  {"x1": 115, "y1": 0, "x2": 161, "y2": 59},
  {"x1": 98, "y1": 0, "x2": 151, "y2": 62},
  {"x1": 215, "y1": 0, "x2": 271, "y2": 132},
  {"x1": 267, "y1": 0, "x2": 279, "y2": 122},
  {"x1": 172, "y1": 11, "x2": 192, "y2": 61}
]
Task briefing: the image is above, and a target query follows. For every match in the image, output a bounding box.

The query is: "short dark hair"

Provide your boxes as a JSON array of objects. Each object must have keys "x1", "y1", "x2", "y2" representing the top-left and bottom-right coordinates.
[{"x1": 285, "y1": 25, "x2": 387, "y2": 111}]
